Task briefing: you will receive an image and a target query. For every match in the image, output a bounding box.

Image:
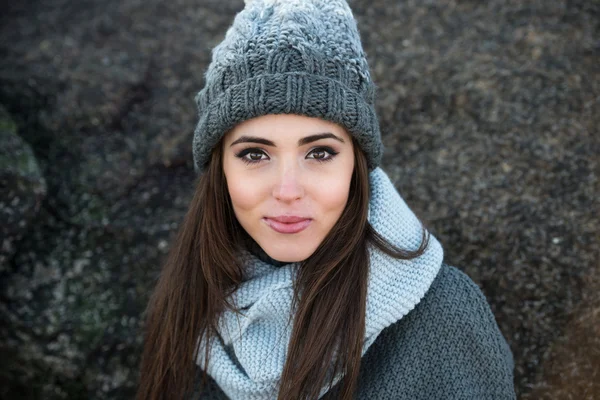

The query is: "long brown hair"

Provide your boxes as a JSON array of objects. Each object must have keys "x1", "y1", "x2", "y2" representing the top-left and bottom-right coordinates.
[{"x1": 137, "y1": 136, "x2": 429, "y2": 400}]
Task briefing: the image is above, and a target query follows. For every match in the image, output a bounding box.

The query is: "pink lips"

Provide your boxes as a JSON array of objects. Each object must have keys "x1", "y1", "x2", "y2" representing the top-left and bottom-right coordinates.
[{"x1": 264, "y1": 216, "x2": 312, "y2": 234}]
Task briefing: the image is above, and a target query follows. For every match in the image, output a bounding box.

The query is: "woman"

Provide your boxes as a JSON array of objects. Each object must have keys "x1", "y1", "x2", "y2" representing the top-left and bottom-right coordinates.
[{"x1": 137, "y1": 0, "x2": 516, "y2": 399}]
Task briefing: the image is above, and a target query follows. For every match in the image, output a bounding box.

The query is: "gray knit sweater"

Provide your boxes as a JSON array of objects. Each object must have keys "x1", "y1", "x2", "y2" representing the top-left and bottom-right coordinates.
[{"x1": 193, "y1": 263, "x2": 516, "y2": 399}]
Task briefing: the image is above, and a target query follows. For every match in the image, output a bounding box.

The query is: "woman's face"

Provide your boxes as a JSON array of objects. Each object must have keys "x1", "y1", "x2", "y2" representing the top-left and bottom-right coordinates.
[{"x1": 222, "y1": 114, "x2": 355, "y2": 263}]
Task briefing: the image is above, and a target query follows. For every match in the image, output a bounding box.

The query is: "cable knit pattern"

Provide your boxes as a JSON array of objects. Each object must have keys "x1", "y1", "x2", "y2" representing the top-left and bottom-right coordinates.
[
  {"x1": 195, "y1": 167, "x2": 444, "y2": 399},
  {"x1": 192, "y1": 0, "x2": 383, "y2": 172}
]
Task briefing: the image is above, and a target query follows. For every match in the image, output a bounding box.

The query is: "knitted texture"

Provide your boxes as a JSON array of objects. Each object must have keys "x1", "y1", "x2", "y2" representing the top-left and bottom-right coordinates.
[
  {"x1": 192, "y1": 0, "x2": 383, "y2": 172},
  {"x1": 195, "y1": 167, "x2": 445, "y2": 399},
  {"x1": 192, "y1": 264, "x2": 516, "y2": 399}
]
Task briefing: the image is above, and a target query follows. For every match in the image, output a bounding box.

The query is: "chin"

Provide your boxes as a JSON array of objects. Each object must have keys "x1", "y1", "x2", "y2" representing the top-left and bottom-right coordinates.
[
  {"x1": 266, "y1": 250, "x2": 306, "y2": 263},
  {"x1": 263, "y1": 243, "x2": 317, "y2": 263}
]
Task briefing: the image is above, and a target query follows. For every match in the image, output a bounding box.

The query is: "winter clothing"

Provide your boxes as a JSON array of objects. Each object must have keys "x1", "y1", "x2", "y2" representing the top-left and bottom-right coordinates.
[
  {"x1": 193, "y1": 168, "x2": 516, "y2": 399},
  {"x1": 192, "y1": 0, "x2": 382, "y2": 172},
  {"x1": 193, "y1": 261, "x2": 516, "y2": 400},
  {"x1": 196, "y1": 167, "x2": 444, "y2": 399},
  {"x1": 191, "y1": 1, "x2": 516, "y2": 398}
]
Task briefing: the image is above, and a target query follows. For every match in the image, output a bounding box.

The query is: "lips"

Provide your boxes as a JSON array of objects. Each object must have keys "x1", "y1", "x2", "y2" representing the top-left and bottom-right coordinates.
[{"x1": 264, "y1": 216, "x2": 312, "y2": 234}]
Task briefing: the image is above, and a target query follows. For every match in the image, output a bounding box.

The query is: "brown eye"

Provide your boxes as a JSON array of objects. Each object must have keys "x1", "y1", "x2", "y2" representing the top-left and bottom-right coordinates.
[
  {"x1": 249, "y1": 152, "x2": 263, "y2": 161},
  {"x1": 312, "y1": 150, "x2": 326, "y2": 159},
  {"x1": 235, "y1": 148, "x2": 269, "y2": 165},
  {"x1": 307, "y1": 147, "x2": 339, "y2": 163}
]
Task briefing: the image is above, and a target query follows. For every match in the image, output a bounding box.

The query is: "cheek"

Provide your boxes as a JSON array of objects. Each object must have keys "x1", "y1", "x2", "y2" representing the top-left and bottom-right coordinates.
[
  {"x1": 315, "y1": 169, "x2": 353, "y2": 217},
  {"x1": 226, "y1": 174, "x2": 265, "y2": 216}
]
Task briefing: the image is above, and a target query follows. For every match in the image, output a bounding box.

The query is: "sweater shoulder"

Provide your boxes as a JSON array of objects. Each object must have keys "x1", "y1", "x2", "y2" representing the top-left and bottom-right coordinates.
[
  {"x1": 348, "y1": 263, "x2": 516, "y2": 399},
  {"x1": 425, "y1": 263, "x2": 497, "y2": 317},
  {"x1": 429, "y1": 263, "x2": 488, "y2": 304},
  {"x1": 407, "y1": 263, "x2": 507, "y2": 332},
  {"x1": 403, "y1": 263, "x2": 514, "y2": 360}
]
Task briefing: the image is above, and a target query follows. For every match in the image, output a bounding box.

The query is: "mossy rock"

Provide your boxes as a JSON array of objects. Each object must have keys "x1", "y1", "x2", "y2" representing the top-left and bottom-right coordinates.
[{"x1": 0, "y1": 105, "x2": 47, "y2": 269}]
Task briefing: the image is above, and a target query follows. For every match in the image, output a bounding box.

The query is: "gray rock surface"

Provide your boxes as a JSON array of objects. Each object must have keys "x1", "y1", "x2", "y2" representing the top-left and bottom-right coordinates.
[
  {"x1": 0, "y1": 105, "x2": 46, "y2": 271},
  {"x1": 0, "y1": 0, "x2": 598, "y2": 398}
]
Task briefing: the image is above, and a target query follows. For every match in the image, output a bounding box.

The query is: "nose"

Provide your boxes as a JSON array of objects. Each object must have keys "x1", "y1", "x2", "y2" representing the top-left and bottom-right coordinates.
[{"x1": 272, "y1": 164, "x2": 304, "y2": 202}]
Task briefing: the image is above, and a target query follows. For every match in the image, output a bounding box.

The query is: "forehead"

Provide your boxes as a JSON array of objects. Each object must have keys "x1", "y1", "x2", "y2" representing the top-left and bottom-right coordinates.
[{"x1": 224, "y1": 114, "x2": 350, "y2": 143}]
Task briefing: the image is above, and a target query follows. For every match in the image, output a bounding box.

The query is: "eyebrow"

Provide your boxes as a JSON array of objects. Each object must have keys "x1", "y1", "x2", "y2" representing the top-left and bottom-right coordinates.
[{"x1": 229, "y1": 132, "x2": 345, "y2": 147}]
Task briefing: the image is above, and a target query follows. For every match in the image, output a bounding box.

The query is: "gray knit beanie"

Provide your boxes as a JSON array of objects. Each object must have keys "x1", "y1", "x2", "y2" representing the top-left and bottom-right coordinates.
[{"x1": 192, "y1": 0, "x2": 383, "y2": 172}]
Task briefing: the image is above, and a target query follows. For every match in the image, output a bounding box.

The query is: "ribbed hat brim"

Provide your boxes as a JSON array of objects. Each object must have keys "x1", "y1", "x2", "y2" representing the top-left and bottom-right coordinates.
[{"x1": 193, "y1": 71, "x2": 382, "y2": 172}]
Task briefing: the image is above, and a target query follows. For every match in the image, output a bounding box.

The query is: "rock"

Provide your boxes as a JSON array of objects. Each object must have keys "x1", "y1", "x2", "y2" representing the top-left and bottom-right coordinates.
[
  {"x1": 0, "y1": 0, "x2": 598, "y2": 398},
  {"x1": 1, "y1": 210, "x2": 158, "y2": 399},
  {"x1": 521, "y1": 265, "x2": 600, "y2": 399},
  {"x1": 0, "y1": 105, "x2": 46, "y2": 272}
]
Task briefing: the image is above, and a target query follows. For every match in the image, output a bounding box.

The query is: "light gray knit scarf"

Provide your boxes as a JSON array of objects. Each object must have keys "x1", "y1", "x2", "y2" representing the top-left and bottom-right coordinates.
[{"x1": 196, "y1": 167, "x2": 444, "y2": 399}]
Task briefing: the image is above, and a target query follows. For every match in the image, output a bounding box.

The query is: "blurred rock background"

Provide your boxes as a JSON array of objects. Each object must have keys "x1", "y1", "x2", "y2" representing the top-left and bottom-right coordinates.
[{"x1": 0, "y1": 0, "x2": 598, "y2": 398}]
